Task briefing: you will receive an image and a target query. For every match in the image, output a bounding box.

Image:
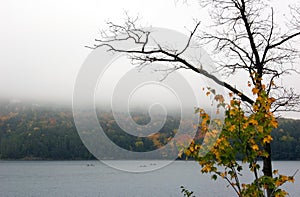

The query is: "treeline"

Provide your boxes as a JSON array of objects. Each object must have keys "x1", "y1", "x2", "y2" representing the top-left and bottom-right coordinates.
[
  {"x1": 0, "y1": 102, "x2": 299, "y2": 160},
  {"x1": 272, "y1": 119, "x2": 300, "y2": 160},
  {"x1": 0, "y1": 102, "x2": 178, "y2": 160},
  {"x1": 0, "y1": 103, "x2": 93, "y2": 160}
]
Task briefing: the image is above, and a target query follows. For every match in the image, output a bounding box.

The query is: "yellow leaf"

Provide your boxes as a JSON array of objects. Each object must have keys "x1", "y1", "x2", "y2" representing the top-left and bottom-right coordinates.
[
  {"x1": 253, "y1": 104, "x2": 259, "y2": 112},
  {"x1": 281, "y1": 175, "x2": 289, "y2": 182},
  {"x1": 243, "y1": 123, "x2": 249, "y2": 129},
  {"x1": 288, "y1": 176, "x2": 295, "y2": 183},
  {"x1": 257, "y1": 125, "x2": 263, "y2": 133},
  {"x1": 229, "y1": 125, "x2": 236, "y2": 132},
  {"x1": 178, "y1": 150, "x2": 183, "y2": 158},
  {"x1": 270, "y1": 119, "x2": 278, "y2": 128},
  {"x1": 242, "y1": 183, "x2": 247, "y2": 189},
  {"x1": 220, "y1": 172, "x2": 226, "y2": 178},
  {"x1": 189, "y1": 146, "x2": 194, "y2": 153},
  {"x1": 275, "y1": 180, "x2": 282, "y2": 187},
  {"x1": 263, "y1": 135, "x2": 273, "y2": 144},
  {"x1": 214, "y1": 95, "x2": 225, "y2": 103},
  {"x1": 202, "y1": 164, "x2": 212, "y2": 173},
  {"x1": 249, "y1": 119, "x2": 258, "y2": 126},
  {"x1": 252, "y1": 87, "x2": 259, "y2": 95},
  {"x1": 268, "y1": 97, "x2": 276, "y2": 103},
  {"x1": 185, "y1": 149, "x2": 191, "y2": 156},
  {"x1": 252, "y1": 144, "x2": 259, "y2": 151}
]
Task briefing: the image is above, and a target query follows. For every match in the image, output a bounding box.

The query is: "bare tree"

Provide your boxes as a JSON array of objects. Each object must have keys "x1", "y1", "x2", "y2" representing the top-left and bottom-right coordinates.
[{"x1": 88, "y1": 1, "x2": 300, "y2": 196}]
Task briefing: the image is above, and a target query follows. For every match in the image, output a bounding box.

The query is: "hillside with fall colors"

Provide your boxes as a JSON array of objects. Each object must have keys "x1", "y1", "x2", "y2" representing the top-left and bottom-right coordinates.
[{"x1": 0, "y1": 101, "x2": 300, "y2": 160}]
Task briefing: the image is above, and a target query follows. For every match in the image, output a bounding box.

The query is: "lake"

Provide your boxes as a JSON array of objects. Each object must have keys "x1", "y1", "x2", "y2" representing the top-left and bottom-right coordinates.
[{"x1": 0, "y1": 160, "x2": 299, "y2": 197}]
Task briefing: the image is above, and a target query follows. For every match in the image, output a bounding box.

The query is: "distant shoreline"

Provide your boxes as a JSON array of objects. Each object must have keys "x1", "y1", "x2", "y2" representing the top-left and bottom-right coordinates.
[{"x1": 1, "y1": 158, "x2": 300, "y2": 161}]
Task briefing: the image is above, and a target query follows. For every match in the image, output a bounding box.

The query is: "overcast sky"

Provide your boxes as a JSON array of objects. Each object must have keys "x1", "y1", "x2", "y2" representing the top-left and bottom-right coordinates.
[
  {"x1": 0, "y1": 0, "x2": 299, "y2": 118},
  {"x1": 0, "y1": 0, "x2": 202, "y2": 102}
]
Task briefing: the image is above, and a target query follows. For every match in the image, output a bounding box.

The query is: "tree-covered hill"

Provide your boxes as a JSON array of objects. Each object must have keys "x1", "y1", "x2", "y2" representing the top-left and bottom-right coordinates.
[
  {"x1": 0, "y1": 103, "x2": 93, "y2": 160},
  {"x1": 272, "y1": 118, "x2": 300, "y2": 160},
  {"x1": 0, "y1": 102, "x2": 299, "y2": 160}
]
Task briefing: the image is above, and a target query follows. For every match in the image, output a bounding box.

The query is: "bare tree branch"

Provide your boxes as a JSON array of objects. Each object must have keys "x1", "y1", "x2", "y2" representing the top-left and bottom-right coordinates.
[{"x1": 88, "y1": 2, "x2": 300, "y2": 196}]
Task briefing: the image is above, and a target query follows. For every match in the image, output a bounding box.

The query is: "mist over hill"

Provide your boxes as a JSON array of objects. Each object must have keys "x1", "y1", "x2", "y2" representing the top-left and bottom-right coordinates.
[{"x1": 0, "y1": 102, "x2": 300, "y2": 160}]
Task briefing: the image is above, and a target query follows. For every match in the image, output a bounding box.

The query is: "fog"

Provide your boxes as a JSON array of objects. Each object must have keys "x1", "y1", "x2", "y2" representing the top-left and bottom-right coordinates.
[
  {"x1": 0, "y1": 0, "x2": 299, "y2": 118},
  {"x1": 0, "y1": 0, "x2": 203, "y2": 104}
]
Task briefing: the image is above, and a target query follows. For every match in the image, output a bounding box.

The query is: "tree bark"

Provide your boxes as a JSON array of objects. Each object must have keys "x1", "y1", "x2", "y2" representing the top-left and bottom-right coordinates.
[{"x1": 263, "y1": 142, "x2": 273, "y2": 197}]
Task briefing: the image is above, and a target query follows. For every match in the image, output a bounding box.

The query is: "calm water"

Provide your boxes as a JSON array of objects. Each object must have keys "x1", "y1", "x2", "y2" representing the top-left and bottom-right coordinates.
[{"x1": 0, "y1": 160, "x2": 299, "y2": 197}]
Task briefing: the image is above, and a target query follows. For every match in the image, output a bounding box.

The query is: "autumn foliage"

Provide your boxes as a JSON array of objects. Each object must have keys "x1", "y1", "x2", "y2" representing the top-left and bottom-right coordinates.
[{"x1": 182, "y1": 82, "x2": 296, "y2": 197}]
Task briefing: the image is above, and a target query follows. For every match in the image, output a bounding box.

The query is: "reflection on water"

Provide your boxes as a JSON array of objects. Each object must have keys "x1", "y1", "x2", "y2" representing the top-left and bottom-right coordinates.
[{"x1": 0, "y1": 161, "x2": 299, "y2": 197}]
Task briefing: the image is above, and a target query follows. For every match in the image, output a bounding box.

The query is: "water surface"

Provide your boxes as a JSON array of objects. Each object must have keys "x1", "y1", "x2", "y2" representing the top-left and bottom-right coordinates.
[{"x1": 0, "y1": 160, "x2": 299, "y2": 197}]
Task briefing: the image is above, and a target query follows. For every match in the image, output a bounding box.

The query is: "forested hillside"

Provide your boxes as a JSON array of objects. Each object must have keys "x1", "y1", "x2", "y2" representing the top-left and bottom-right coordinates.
[
  {"x1": 0, "y1": 103, "x2": 93, "y2": 160},
  {"x1": 272, "y1": 119, "x2": 300, "y2": 160},
  {"x1": 0, "y1": 102, "x2": 299, "y2": 160}
]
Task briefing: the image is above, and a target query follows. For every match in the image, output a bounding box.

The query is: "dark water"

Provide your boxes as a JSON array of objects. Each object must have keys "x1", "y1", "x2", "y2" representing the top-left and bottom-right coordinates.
[{"x1": 0, "y1": 160, "x2": 299, "y2": 197}]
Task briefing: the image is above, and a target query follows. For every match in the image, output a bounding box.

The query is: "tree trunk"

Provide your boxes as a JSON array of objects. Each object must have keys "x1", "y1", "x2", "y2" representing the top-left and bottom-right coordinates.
[{"x1": 263, "y1": 142, "x2": 273, "y2": 197}]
